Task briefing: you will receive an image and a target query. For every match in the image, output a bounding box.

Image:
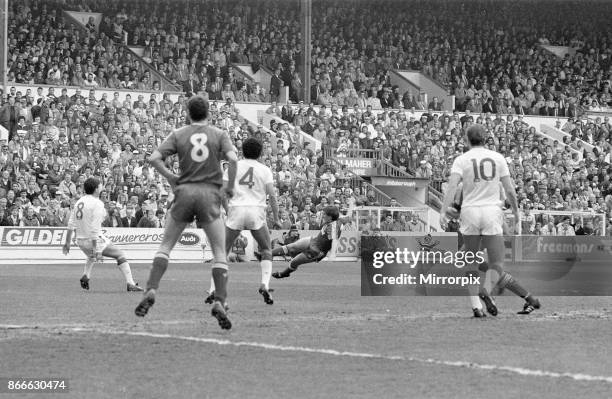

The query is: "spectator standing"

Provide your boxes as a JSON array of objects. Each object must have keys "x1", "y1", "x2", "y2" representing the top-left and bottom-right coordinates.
[
  {"x1": 270, "y1": 68, "x2": 283, "y2": 103},
  {"x1": 0, "y1": 97, "x2": 19, "y2": 141},
  {"x1": 557, "y1": 218, "x2": 576, "y2": 236}
]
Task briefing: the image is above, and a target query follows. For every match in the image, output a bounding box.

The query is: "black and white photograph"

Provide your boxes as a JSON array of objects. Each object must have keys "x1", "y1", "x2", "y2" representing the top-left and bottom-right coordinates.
[{"x1": 1, "y1": 0, "x2": 611, "y2": 397}]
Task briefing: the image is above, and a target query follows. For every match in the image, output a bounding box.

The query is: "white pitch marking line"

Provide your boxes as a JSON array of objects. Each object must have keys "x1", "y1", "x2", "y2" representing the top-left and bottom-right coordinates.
[
  {"x1": 68, "y1": 328, "x2": 612, "y2": 384},
  {"x1": 0, "y1": 320, "x2": 199, "y2": 330},
  {"x1": 0, "y1": 309, "x2": 609, "y2": 331}
]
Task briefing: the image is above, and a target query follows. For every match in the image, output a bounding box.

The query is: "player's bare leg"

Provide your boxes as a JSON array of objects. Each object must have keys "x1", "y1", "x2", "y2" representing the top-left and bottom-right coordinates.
[
  {"x1": 272, "y1": 238, "x2": 312, "y2": 279},
  {"x1": 468, "y1": 245, "x2": 498, "y2": 316},
  {"x1": 272, "y1": 252, "x2": 313, "y2": 279},
  {"x1": 202, "y1": 217, "x2": 231, "y2": 330},
  {"x1": 466, "y1": 280, "x2": 486, "y2": 317},
  {"x1": 479, "y1": 235, "x2": 541, "y2": 314},
  {"x1": 457, "y1": 241, "x2": 487, "y2": 316},
  {"x1": 455, "y1": 234, "x2": 484, "y2": 315},
  {"x1": 206, "y1": 226, "x2": 241, "y2": 305},
  {"x1": 75, "y1": 241, "x2": 97, "y2": 290},
  {"x1": 271, "y1": 237, "x2": 310, "y2": 258},
  {"x1": 80, "y1": 256, "x2": 95, "y2": 290},
  {"x1": 462, "y1": 235, "x2": 497, "y2": 317},
  {"x1": 135, "y1": 216, "x2": 187, "y2": 317},
  {"x1": 102, "y1": 244, "x2": 143, "y2": 292},
  {"x1": 251, "y1": 226, "x2": 274, "y2": 304}
]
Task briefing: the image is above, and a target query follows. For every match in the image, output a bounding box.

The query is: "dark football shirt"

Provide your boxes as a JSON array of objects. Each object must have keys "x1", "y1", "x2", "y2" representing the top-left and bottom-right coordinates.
[
  {"x1": 311, "y1": 221, "x2": 341, "y2": 252},
  {"x1": 157, "y1": 123, "x2": 233, "y2": 186}
]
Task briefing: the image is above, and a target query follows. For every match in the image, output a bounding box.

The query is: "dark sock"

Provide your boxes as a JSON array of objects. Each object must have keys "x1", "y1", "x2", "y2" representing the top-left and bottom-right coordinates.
[
  {"x1": 478, "y1": 261, "x2": 489, "y2": 273},
  {"x1": 478, "y1": 286, "x2": 491, "y2": 297},
  {"x1": 273, "y1": 267, "x2": 295, "y2": 278},
  {"x1": 499, "y1": 272, "x2": 528, "y2": 298},
  {"x1": 147, "y1": 255, "x2": 169, "y2": 290},
  {"x1": 212, "y1": 265, "x2": 228, "y2": 304}
]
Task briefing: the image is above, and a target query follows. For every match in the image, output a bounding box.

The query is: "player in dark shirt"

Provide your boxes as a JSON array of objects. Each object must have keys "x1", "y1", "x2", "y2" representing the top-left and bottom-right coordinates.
[
  {"x1": 135, "y1": 95, "x2": 238, "y2": 330},
  {"x1": 271, "y1": 206, "x2": 344, "y2": 279}
]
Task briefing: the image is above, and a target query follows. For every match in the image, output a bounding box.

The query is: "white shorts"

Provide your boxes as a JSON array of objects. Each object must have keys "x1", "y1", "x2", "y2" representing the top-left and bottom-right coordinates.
[
  {"x1": 226, "y1": 207, "x2": 266, "y2": 231},
  {"x1": 77, "y1": 236, "x2": 110, "y2": 258},
  {"x1": 460, "y1": 206, "x2": 504, "y2": 235}
]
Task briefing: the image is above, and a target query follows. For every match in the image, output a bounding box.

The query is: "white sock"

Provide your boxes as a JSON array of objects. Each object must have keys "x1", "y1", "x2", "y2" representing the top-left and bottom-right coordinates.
[
  {"x1": 261, "y1": 260, "x2": 272, "y2": 290},
  {"x1": 467, "y1": 281, "x2": 482, "y2": 309},
  {"x1": 83, "y1": 258, "x2": 95, "y2": 278},
  {"x1": 209, "y1": 276, "x2": 216, "y2": 293},
  {"x1": 118, "y1": 262, "x2": 135, "y2": 285},
  {"x1": 469, "y1": 295, "x2": 483, "y2": 310}
]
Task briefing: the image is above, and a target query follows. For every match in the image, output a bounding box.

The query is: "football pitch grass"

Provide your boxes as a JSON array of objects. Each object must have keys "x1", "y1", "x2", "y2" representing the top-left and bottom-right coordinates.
[{"x1": 1, "y1": 260, "x2": 611, "y2": 399}]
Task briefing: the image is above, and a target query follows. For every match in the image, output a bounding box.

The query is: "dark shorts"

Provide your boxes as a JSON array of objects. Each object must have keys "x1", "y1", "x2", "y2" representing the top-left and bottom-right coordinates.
[
  {"x1": 304, "y1": 247, "x2": 327, "y2": 262},
  {"x1": 285, "y1": 237, "x2": 326, "y2": 261},
  {"x1": 170, "y1": 183, "x2": 221, "y2": 225}
]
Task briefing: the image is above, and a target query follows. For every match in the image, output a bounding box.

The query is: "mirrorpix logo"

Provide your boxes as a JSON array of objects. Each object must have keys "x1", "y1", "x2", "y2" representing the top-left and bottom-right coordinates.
[{"x1": 416, "y1": 234, "x2": 440, "y2": 251}]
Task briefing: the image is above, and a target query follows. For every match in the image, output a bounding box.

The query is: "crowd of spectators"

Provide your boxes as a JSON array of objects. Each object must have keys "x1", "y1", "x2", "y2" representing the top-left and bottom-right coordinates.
[
  {"x1": 6, "y1": 1, "x2": 172, "y2": 93},
  {"x1": 22, "y1": 0, "x2": 610, "y2": 115},
  {"x1": 8, "y1": 0, "x2": 612, "y2": 115},
  {"x1": 518, "y1": 211, "x2": 605, "y2": 236},
  {"x1": 1, "y1": 90, "x2": 610, "y2": 233},
  {"x1": 3, "y1": 82, "x2": 607, "y2": 233},
  {"x1": 272, "y1": 100, "x2": 612, "y2": 229},
  {"x1": 3, "y1": 0, "x2": 612, "y2": 234},
  {"x1": 6, "y1": 0, "x2": 271, "y2": 100},
  {"x1": 0, "y1": 86, "x2": 387, "y2": 231}
]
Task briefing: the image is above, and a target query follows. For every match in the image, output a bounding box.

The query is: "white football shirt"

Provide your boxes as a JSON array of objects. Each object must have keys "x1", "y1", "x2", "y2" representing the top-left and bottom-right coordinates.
[
  {"x1": 67, "y1": 195, "x2": 107, "y2": 239},
  {"x1": 450, "y1": 147, "x2": 510, "y2": 208},
  {"x1": 226, "y1": 159, "x2": 274, "y2": 208}
]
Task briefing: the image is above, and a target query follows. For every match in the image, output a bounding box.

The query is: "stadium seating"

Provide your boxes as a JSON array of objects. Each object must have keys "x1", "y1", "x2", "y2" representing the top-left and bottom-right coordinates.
[
  {"x1": 1, "y1": 0, "x2": 611, "y2": 234},
  {"x1": 8, "y1": 0, "x2": 612, "y2": 113}
]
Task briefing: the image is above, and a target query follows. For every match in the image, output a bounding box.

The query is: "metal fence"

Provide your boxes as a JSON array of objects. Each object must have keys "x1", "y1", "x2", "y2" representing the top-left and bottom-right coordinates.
[
  {"x1": 505, "y1": 210, "x2": 607, "y2": 236},
  {"x1": 352, "y1": 206, "x2": 431, "y2": 233},
  {"x1": 323, "y1": 146, "x2": 383, "y2": 160}
]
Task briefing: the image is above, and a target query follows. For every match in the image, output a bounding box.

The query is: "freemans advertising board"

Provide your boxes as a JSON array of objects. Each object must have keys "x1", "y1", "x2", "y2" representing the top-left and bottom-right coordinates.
[{"x1": 518, "y1": 236, "x2": 612, "y2": 262}]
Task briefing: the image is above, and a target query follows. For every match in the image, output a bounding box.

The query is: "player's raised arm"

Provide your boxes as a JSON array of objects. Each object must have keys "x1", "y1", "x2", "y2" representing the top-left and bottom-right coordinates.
[{"x1": 149, "y1": 132, "x2": 179, "y2": 187}]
